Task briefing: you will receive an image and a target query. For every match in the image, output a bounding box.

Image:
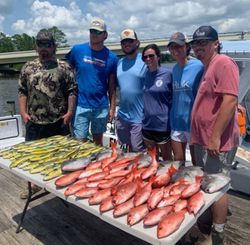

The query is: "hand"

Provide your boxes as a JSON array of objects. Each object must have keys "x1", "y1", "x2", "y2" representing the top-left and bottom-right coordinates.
[
  {"x1": 62, "y1": 111, "x2": 73, "y2": 125},
  {"x1": 21, "y1": 112, "x2": 31, "y2": 124},
  {"x1": 207, "y1": 135, "x2": 220, "y2": 156}
]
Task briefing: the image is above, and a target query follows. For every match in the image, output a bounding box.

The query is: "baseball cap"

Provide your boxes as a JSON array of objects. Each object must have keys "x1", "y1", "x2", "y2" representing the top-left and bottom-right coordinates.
[
  {"x1": 191, "y1": 25, "x2": 218, "y2": 42},
  {"x1": 120, "y1": 29, "x2": 137, "y2": 41},
  {"x1": 36, "y1": 31, "x2": 55, "y2": 43},
  {"x1": 167, "y1": 32, "x2": 187, "y2": 47},
  {"x1": 89, "y1": 17, "x2": 106, "y2": 32}
]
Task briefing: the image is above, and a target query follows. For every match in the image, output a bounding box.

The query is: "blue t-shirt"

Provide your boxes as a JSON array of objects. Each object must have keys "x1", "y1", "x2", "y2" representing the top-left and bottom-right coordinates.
[
  {"x1": 142, "y1": 66, "x2": 172, "y2": 131},
  {"x1": 170, "y1": 59, "x2": 204, "y2": 132},
  {"x1": 117, "y1": 53, "x2": 147, "y2": 123},
  {"x1": 66, "y1": 42, "x2": 118, "y2": 108}
]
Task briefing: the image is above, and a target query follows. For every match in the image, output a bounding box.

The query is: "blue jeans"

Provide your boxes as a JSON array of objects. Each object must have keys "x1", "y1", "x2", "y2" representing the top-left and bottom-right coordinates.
[{"x1": 72, "y1": 106, "x2": 108, "y2": 139}]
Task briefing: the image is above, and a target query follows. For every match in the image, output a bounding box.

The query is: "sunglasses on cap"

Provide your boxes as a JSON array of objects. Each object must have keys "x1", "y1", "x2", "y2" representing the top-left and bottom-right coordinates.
[
  {"x1": 190, "y1": 39, "x2": 212, "y2": 48},
  {"x1": 90, "y1": 29, "x2": 104, "y2": 35},
  {"x1": 142, "y1": 54, "x2": 156, "y2": 61},
  {"x1": 36, "y1": 41, "x2": 54, "y2": 48}
]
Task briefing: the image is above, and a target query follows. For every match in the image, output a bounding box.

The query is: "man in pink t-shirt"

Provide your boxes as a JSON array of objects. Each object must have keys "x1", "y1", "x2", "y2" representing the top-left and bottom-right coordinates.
[{"x1": 190, "y1": 26, "x2": 240, "y2": 244}]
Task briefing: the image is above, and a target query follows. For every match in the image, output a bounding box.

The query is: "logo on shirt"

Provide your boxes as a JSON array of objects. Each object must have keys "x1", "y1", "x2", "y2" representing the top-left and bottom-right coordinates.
[
  {"x1": 155, "y1": 79, "x2": 163, "y2": 87},
  {"x1": 173, "y1": 80, "x2": 191, "y2": 90},
  {"x1": 83, "y1": 56, "x2": 106, "y2": 67}
]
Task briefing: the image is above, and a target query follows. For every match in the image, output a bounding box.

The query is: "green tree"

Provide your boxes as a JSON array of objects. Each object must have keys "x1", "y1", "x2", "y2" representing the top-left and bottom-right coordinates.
[
  {"x1": 39, "y1": 26, "x2": 68, "y2": 47},
  {"x1": 12, "y1": 33, "x2": 36, "y2": 51},
  {"x1": 0, "y1": 32, "x2": 15, "y2": 52}
]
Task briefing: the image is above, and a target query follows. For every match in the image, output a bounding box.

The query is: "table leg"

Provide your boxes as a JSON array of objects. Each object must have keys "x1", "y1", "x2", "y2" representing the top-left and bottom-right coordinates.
[{"x1": 16, "y1": 182, "x2": 50, "y2": 233}]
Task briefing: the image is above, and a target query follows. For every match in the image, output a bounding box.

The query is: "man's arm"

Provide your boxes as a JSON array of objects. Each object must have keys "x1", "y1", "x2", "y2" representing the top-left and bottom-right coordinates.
[
  {"x1": 108, "y1": 73, "x2": 117, "y2": 123},
  {"x1": 18, "y1": 95, "x2": 30, "y2": 124},
  {"x1": 62, "y1": 94, "x2": 76, "y2": 125},
  {"x1": 208, "y1": 94, "x2": 238, "y2": 155}
]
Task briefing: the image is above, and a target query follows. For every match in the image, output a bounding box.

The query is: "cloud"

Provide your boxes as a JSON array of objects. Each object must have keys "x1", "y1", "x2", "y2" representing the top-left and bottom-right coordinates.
[
  {"x1": 0, "y1": 0, "x2": 15, "y2": 14},
  {"x1": 12, "y1": 0, "x2": 89, "y2": 44},
  {"x1": 0, "y1": 16, "x2": 5, "y2": 33},
  {"x1": 10, "y1": 0, "x2": 250, "y2": 45}
]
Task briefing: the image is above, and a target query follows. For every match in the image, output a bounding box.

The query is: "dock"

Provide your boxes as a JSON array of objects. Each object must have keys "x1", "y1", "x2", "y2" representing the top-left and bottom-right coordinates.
[{"x1": 0, "y1": 167, "x2": 250, "y2": 245}]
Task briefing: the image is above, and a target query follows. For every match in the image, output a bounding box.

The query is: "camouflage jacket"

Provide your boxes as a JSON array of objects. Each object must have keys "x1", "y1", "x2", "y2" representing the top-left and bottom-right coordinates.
[{"x1": 18, "y1": 58, "x2": 77, "y2": 124}]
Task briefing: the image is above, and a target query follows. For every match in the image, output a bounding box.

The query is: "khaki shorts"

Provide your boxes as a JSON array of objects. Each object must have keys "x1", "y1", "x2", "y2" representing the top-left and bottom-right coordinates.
[{"x1": 193, "y1": 144, "x2": 237, "y2": 176}]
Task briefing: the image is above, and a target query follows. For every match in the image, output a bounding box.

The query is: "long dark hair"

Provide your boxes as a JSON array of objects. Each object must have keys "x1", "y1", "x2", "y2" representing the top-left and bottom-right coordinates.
[{"x1": 142, "y1": 44, "x2": 161, "y2": 65}]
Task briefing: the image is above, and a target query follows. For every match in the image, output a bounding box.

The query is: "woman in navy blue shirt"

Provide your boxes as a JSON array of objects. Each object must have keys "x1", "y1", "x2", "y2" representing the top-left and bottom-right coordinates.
[{"x1": 141, "y1": 44, "x2": 173, "y2": 160}]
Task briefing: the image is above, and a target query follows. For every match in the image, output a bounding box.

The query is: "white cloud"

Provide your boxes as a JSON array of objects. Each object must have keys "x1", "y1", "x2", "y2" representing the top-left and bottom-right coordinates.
[
  {"x1": 0, "y1": 0, "x2": 15, "y2": 14},
  {"x1": 8, "y1": 0, "x2": 250, "y2": 45},
  {"x1": 12, "y1": 0, "x2": 89, "y2": 44},
  {"x1": 0, "y1": 16, "x2": 5, "y2": 33}
]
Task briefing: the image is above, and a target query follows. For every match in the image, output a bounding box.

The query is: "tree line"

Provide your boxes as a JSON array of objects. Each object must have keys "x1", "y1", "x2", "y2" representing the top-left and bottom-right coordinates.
[{"x1": 0, "y1": 26, "x2": 68, "y2": 53}]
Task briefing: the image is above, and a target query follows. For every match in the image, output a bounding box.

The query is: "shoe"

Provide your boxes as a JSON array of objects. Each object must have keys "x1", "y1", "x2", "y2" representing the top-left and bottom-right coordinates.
[
  {"x1": 20, "y1": 185, "x2": 42, "y2": 199},
  {"x1": 211, "y1": 227, "x2": 224, "y2": 245}
]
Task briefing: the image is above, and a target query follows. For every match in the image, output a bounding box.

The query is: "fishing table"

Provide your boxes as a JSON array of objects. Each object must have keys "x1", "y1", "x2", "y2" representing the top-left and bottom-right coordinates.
[{"x1": 0, "y1": 157, "x2": 228, "y2": 245}]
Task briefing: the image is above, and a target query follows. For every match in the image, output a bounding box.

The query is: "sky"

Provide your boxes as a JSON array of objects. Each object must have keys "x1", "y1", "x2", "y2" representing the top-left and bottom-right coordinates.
[{"x1": 1, "y1": 0, "x2": 250, "y2": 46}]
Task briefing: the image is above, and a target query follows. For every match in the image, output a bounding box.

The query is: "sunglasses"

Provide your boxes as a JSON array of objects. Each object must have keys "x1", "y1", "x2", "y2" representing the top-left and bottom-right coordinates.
[
  {"x1": 190, "y1": 39, "x2": 211, "y2": 48},
  {"x1": 142, "y1": 54, "x2": 156, "y2": 61},
  {"x1": 36, "y1": 41, "x2": 54, "y2": 48},
  {"x1": 90, "y1": 29, "x2": 104, "y2": 35},
  {"x1": 121, "y1": 39, "x2": 135, "y2": 45}
]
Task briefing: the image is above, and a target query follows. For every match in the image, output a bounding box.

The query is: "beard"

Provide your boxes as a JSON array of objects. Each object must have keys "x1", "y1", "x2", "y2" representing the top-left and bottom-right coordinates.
[{"x1": 123, "y1": 46, "x2": 138, "y2": 55}]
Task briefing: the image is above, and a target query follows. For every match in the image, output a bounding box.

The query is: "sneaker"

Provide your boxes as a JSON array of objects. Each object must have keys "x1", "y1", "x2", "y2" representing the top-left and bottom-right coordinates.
[
  {"x1": 20, "y1": 185, "x2": 42, "y2": 199},
  {"x1": 211, "y1": 227, "x2": 224, "y2": 245}
]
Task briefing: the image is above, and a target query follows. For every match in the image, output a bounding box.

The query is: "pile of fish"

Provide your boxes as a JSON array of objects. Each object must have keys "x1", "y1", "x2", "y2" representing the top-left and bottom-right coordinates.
[
  {"x1": 0, "y1": 135, "x2": 103, "y2": 181},
  {"x1": 54, "y1": 143, "x2": 231, "y2": 239}
]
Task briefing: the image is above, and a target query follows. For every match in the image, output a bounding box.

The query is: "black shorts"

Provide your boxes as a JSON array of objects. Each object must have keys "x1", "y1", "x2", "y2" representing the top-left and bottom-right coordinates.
[
  {"x1": 25, "y1": 119, "x2": 70, "y2": 141},
  {"x1": 142, "y1": 129, "x2": 171, "y2": 144}
]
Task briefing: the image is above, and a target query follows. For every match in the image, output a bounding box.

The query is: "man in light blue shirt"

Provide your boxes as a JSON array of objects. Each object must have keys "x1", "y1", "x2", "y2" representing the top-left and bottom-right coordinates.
[{"x1": 116, "y1": 29, "x2": 147, "y2": 152}]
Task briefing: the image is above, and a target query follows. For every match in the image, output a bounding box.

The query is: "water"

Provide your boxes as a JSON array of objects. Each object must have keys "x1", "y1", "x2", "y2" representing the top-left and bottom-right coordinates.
[{"x1": 0, "y1": 78, "x2": 19, "y2": 117}]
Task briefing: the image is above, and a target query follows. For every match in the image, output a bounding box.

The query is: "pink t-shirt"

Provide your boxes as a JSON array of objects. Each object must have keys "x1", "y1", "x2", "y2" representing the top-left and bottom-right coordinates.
[{"x1": 190, "y1": 54, "x2": 240, "y2": 151}]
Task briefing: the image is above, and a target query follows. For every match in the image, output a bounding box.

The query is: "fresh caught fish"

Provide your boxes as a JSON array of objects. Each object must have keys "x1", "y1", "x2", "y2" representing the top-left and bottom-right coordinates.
[
  {"x1": 55, "y1": 169, "x2": 83, "y2": 187},
  {"x1": 61, "y1": 156, "x2": 91, "y2": 171},
  {"x1": 75, "y1": 187, "x2": 98, "y2": 198},
  {"x1": 101, "y1": 142, "x2": 118, "y2": 168},
  {"x1": 187, "y1": 191, "x2": 205, "y2": 215},
  {"x1": 181, "y1": 176, "x2": 202, "y2": 198},
  {"x1": 113, "y1": 197, "x2": 134, "y2": 217},
  {"x1": 98, "y1": 177, "x2": 123, "y2": 189},
  {"x1": 99, "y1": 196, "x2": 114, "y2": 213},
  {"x1": 64, "y1": 183, "x2": 86, "y2": 196},
  {"x1": 170, "y1": 182, "x2": 189, "y2": 196},
  {"x1": 133, "y1": 177, "x2": 155, "y2": 207},
  {"x1": 78, "y1": 168, "x2": 102, "y2": 179},
  {"x1": 105, "y1": 169, "x2": 131, "y2": 179},
  {"x1": 87, "y1": 171, "x2": 109, "y2": 182},
  {"x1": 171, "y1": 166, "x2": 204, "y2": 183},
  {"x1": 201, "y1": 173, "x2": 230, "y2": 193},
  {"x1": 157, "y1": 210, "x2": 186, "y2": 238},
  {"x1": 85, "y1": 161, "x2": 102, "y2": 170},
  {"x1": 157, "y1": 194, "x2": 181, "y2": 208},
  {"x1": 85, "y1": 179, "x2": 109, "y2": 188},
  {"x1": 152, "y1": 171, "x2": 171, "y2": 188},
  {"x1": 95, "y1": 149, "x2": 112, "y2": 161},
  {"x1": 144, "y1": 206, "x2": 173, "y2": 226},
  {"x1": 137, "y1": 154, "x2": 152, "y2": 169},
  {"x1": 173, "y1": 199, "x2": 188, "y2": 212},
  {"x1": 141, "y1": 147, "x2": 159, "y2": 180},
  {"x1": 112, "y1": 182, "x2": 137, "y2": 206},
  {"x1": 88, "y1": 188, "x2": 112, "y2": 205},
  {"x1": 147, "y1": 187, "x2": 164, "y2": 210},
  {"x1": 127, "y1": 204, "x2": 149, "y2": 226}
]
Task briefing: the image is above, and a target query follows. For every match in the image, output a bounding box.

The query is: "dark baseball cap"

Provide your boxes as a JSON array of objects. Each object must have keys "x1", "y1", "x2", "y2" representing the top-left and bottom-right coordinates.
[
  {"x1": 36, "y1": 31, "x2": 55, "y2": 43},
  {"x1": 190, "y1": 25, "x2": 218, "y2": 43},
  {"x1": 167, "y1": 32, "x2": 187, "y2": 47}
]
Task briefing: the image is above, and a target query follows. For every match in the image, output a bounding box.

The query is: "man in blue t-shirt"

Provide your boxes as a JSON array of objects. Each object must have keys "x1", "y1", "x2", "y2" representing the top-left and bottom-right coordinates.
[
  {"x1": 116, "y1": 29, "x2": 147, "y2": 152},
  {"x1": 66, "y1": 17, "x2": 118, "y2": 145}
]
